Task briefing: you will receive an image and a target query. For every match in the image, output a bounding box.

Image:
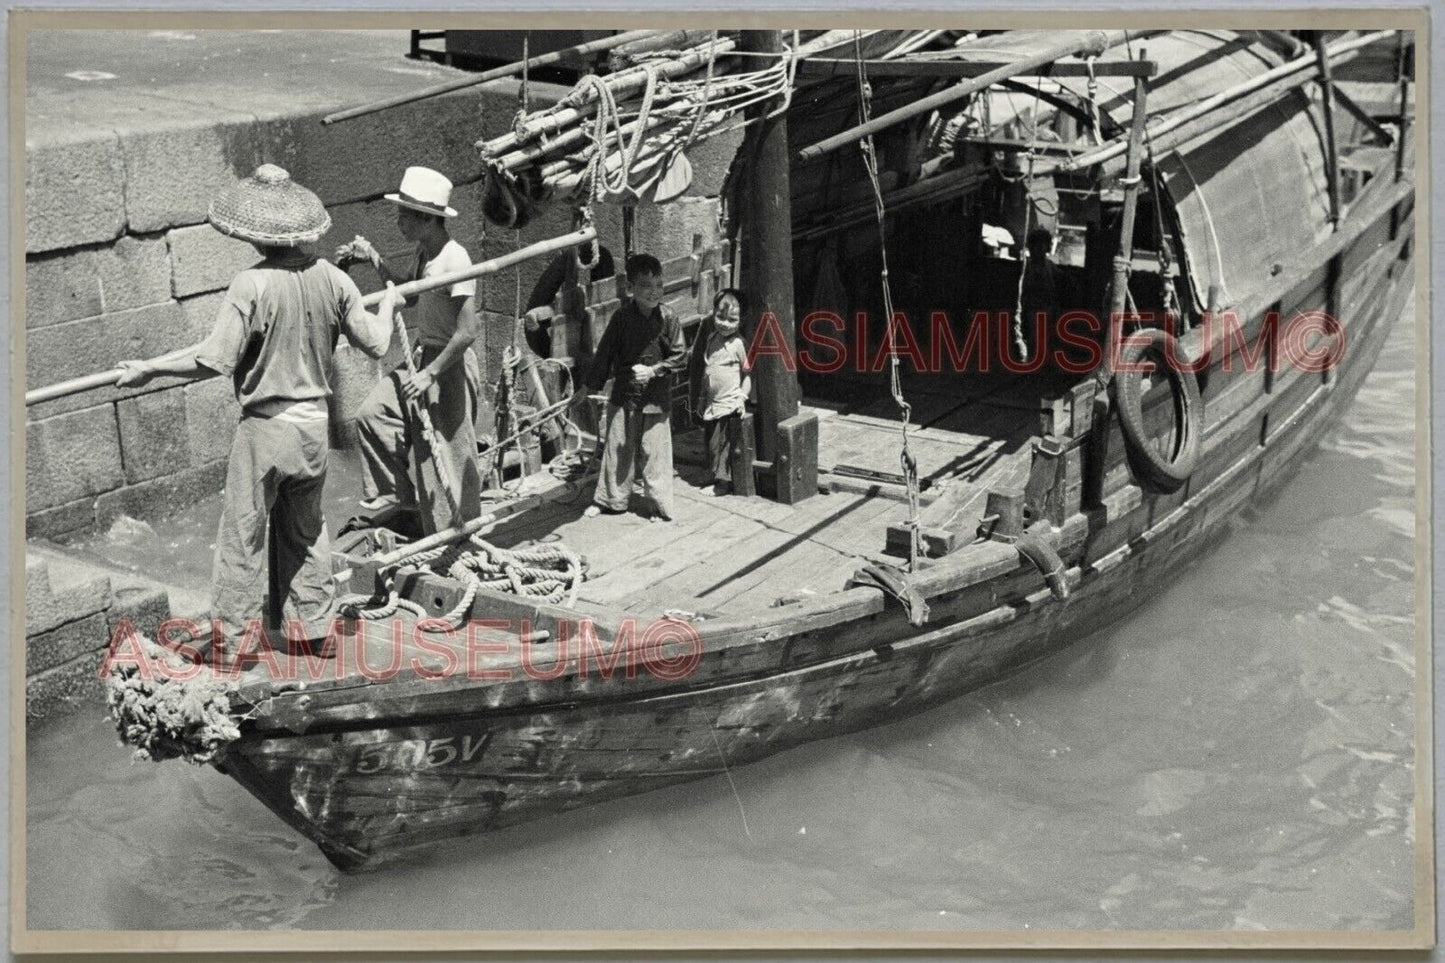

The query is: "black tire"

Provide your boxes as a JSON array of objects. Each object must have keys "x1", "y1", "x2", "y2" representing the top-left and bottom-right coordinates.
[{"x1": 1114, "y1": 327, "x2": 1201, "y2": 494}]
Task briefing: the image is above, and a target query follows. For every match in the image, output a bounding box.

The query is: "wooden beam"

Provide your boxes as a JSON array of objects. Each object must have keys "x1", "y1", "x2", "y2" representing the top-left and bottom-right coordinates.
[
  {"x1": 1330, "y1": 83, "x2": 1393, "y2": 145},
  {"x1": 1060, "y1": 30, "x2": 1394, "y2": 173},
  {"x1": 1312, "y1": 34, "x2": 1342, "y2": 229},
  {"x1": 797, "y1": 55, "x2": 1156, "y2": 80},
  {"x1": 741, "y1": 30, "x2": 802, "y2": 473},
  {"x1": 796, "y1": 31, "x2": 1130, "y2": 164},
  {"x1": 1105, "y1": 51, "x2": 1150, "y2": 338}
]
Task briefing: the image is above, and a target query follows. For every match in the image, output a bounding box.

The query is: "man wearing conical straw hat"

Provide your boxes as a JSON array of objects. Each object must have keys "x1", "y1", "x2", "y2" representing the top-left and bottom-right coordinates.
[
  {"x1": 335, "y1": 166, "x2": 483, "y2": 535},
  {"x1": 116, "y1": 164, "x2": 397, "y2": 656}
]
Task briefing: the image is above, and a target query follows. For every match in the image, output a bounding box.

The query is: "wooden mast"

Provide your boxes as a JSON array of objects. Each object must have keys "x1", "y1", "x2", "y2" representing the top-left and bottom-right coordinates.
[
  {"x1": 740, "y1": 30, "x2": 814, "y2": 503},
  {"x1": 1106, "y1": 50, "x2": 1150, "y2": 325}
]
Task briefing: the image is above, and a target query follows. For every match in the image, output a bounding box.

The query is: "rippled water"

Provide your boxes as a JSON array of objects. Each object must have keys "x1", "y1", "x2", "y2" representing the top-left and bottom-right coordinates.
[{"x1": 26, "y1": 305, "x2": 1417, "y2": 933}]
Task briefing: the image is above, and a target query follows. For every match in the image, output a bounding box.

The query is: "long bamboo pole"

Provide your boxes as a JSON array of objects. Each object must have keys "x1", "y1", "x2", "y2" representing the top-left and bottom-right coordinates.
[
  {"x1": 796, "y1": 31, "x2": 1126, "y2": 164},
  {"x1": 1062, "y1": 30, "x2": 1391, "y2": 172},
  {"x1": 322, "y1": 30, "x2": 657, "y2": 125},
  {"x1": 25, "y1": 228, "x2": 598, "y2": 408}
]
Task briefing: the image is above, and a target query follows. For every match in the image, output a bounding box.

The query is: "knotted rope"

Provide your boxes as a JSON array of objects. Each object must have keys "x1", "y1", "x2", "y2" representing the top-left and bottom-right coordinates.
[
  {"x1": 852, "y1": 31, "x2": 924, "y2": 570},
  {"x1": 338, "y1": 532, "x2": 585, "y2": 629}
]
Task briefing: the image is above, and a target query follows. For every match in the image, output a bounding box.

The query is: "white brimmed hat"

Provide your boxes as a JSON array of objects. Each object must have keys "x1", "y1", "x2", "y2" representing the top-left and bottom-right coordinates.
[
  {"x1": 386, "y1": 166, "x2": 458, "y2": 218},
  {"x1": 208, "y1": 164, "x2": 331, "y2": 247}
]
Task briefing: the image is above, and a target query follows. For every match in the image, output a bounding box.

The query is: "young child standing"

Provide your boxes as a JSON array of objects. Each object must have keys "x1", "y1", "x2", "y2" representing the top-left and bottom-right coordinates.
[
  {"x1": 573, "y1": 253, "x2": 687, "y2": 521},
  {"x1": 691, "y1": 289, "x2": 751, "y2": 496}
]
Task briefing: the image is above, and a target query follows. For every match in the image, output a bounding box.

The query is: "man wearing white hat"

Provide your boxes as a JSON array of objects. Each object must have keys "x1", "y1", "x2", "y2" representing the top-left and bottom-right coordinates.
[
  {"x1": 116, "y1": 164, "x2": 397, "y2": 656},
  {"x1": 337, "y1": 166, "x2": 483, "y2": 535}
]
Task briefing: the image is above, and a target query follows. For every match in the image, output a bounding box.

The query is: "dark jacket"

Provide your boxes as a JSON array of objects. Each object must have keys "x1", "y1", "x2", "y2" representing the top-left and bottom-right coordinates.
[{"x1": 585, "y1": 299, "x2": 687, "y2": 413}]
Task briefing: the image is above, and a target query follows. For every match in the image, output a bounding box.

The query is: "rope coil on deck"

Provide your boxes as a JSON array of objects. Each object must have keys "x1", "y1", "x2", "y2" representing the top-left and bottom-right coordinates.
[{"x1": 338, "y1": 533, "x2": 585, "y2": 629}]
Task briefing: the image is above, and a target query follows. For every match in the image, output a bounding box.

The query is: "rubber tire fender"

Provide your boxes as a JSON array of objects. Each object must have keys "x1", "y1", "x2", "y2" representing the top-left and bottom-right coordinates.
[{"x1": 1114, "y1": 327, "x2": 1202, "y2": 494}]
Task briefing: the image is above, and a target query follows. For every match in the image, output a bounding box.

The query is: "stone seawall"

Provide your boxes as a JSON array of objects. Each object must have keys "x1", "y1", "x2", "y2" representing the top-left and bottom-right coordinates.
[{"x1": 24, "y1": 45, "x2": 570, "y2": 542}]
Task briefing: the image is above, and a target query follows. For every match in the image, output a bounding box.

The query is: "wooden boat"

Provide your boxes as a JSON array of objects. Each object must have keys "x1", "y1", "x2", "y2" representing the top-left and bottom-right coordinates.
[{"x1": 107, "y1": 28, "x2": 1416, "y2": 871}]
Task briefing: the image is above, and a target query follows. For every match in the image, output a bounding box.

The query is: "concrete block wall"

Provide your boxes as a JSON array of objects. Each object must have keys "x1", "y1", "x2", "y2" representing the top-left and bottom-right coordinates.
[
  {"x1": 25, "y1": 77, "x2": 569, "y2": 541},
  {"x1": 24, "y1": 546, "x2": 175, "y2": 726}
]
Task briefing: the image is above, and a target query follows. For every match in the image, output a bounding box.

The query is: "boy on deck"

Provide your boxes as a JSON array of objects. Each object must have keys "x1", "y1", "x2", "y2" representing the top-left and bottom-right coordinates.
[
  {"x1": 572, "y1": 253, "x2": 687, "y2": 521},
  {"x1": 689, "y1": 288, "x2": 752, "y2": 496},
  {"x1": 116, "y1": 164, "x2": 396, "y2": 653},
  {"x1": 337, "y1": 166, "x2": 483, "y2": 535}
]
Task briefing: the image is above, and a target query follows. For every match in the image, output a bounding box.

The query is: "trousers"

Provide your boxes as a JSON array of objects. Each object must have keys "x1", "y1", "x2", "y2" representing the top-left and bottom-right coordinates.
[
  {"x1": 357, "y1": 345, "x2": 482, "y2": 534},
  {"x1": 703, "y1": 411, "x2": 741, "y2": 483},
  {"x1": 211, "y1": 415, "x2": 335, "y2": 643},
  {"x1": 595, "y1": 403, "x2": 674, "y2": 518}
]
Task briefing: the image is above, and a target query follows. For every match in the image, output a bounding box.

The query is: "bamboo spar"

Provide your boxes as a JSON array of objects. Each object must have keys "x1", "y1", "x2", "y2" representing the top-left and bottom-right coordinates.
[
  {"x1": 796, "y1": 31, "x2": 1126, "y2": 163},
  {"x1": 24, "y1": 227, "x2": 598, "y2": 407},
  {"x1": 321, "y1": 31, "x2": 657, "y2": 125},
  {"x1": 1061, "y1": 30, "x2": 1393, "y2": 172}
]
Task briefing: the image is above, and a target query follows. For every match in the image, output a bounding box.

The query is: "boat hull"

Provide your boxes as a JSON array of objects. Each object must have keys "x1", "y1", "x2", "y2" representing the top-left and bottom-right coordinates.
[{"x1": 219, "y1": 218, "x2": 1413, "y2": 869}]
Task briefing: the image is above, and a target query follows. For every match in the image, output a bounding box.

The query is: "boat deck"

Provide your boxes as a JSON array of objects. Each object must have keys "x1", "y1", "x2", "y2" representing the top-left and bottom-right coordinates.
[{"x1": 482, "y1": 368, "x2": 1064, "y2": 617}]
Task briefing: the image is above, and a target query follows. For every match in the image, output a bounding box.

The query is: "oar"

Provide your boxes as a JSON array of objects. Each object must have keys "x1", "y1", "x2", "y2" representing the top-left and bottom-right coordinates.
[{"x1": 25, "y1": 227, "x2": 598, "y2": 407}]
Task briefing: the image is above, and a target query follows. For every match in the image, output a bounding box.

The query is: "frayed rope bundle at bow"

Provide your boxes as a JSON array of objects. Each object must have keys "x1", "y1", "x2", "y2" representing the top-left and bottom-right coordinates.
[{"x1": 106, "y1": 636, "x2": 245, "y2": 765}]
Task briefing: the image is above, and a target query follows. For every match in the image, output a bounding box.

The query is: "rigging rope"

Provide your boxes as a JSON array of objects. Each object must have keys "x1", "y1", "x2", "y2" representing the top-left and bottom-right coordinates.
[
  {"x1": 1010, "y1": 73, "x2": 1047, "y2": 365},
  {"x1": 851, "y1": 31, "x2": 924, "y2": 570}
]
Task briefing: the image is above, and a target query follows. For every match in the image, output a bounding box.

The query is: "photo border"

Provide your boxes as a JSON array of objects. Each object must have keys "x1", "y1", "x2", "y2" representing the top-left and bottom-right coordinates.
[{"x1": 6, "y1": 5, "x2": 1434, "y2": 954}]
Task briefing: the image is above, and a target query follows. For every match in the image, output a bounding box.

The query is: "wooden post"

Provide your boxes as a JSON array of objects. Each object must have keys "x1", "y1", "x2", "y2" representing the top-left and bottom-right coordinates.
[
  {"x1": 1105, "y1": 50, "x2": 1150, "y2": 327},
  {"x1": 741, "y1": 30, "x2": 802, "y2": 472},
  {"x1": 1313, "y1": 33, "x2": 1342, "y2": 229},
  {"x1": 1395, "y1": 32, "x2": 1411, "y2": 182}
]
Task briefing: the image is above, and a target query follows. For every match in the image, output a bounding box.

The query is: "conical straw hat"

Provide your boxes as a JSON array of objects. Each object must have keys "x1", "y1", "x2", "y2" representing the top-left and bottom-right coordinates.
[{"x1": 208, "y1": 164, "x2": 331, "y2": 246}]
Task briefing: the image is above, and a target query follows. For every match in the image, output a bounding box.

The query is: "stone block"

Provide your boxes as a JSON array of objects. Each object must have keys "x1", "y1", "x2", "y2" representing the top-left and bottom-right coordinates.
[
  {"x1": 107, "y1": 584, "x2": 174, "y2": 644},
  {"x1": 180, "y1": 290, "x2": 226, "y2": 341},
  {"x1": 25, "y1": 551, "x2": 112, "y2": 636},
  {"x1": 25, "y1": 236, "x2": 174, "y2": 329},
  {"x1": 600, "y1": 196, "x2": 722, "y2": 266},
  {"x1": 475, "y1": 202, "x2": 578, "y2": 316},
  {"x1": 183, "y1": 377, "x2": 240, "y2": 466},
  {"x1": 93, "y1": 458, "x2": 228, "y2": 530},
  {"x1": 168, "y1": 223, "x2": 260, "y2": 298},
  {"x1": 28, "y1": 611, "x2": 109, "y2": 676},
  {"x1": 120, "y1": 114, "x2": 262, "y2": 233},
  {"x1": 25, "y1": 301, "x2": 193, "y2": 419},
  {"x1": 25, "y1": 497, "x2": 98, "y2": 543},
  {"x1": 282, "y1": 90, "x2": 491, "y2": 209},
  {"x1": 26, "y1": 404, "x2": 124, "y2": 512},
  {"x1": 25, "y1": 124, "x2": 126, "y2": 253},
  {"x1": 683, "y1": 125, "x2": 744, "y2": 199},
  {"x1": 321, "y1": 199, "x2": 414, "y2": 291},
  {"x1": 26, "y1": 655, "x2": 108, "y2": 726},
  {"x1": 117, "y1": 388, "x2": 191, "y2": 484}
]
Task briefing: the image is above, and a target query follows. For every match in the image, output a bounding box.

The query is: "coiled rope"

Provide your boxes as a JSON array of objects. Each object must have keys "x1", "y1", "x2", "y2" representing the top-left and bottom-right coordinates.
[{"x1": 337, "y1": 532, "x2": 585, "y2": 628}]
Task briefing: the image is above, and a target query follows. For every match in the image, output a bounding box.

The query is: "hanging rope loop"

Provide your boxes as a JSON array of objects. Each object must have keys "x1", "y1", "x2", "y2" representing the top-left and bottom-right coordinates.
[{"x1": 851, "y1": 31, "x2": 924, "y2": 570}]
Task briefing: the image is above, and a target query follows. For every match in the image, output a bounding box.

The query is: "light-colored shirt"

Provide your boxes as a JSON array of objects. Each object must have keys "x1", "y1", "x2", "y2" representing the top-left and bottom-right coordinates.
[
  {"x1": 195, "y1": 251, "x2": 388, "y2": 418},
  {"x1": 701, "y1": 331, "x2": 749, "y2": 420},
  {"x1": 414, "y1": 239, "x2": 477, "y2": 348}
]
